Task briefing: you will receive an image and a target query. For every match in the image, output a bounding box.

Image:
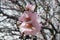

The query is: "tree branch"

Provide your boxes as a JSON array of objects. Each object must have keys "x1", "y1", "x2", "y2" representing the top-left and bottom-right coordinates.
[{"x1": 9, "y1": 0, "x2": 25, "y2": 12}]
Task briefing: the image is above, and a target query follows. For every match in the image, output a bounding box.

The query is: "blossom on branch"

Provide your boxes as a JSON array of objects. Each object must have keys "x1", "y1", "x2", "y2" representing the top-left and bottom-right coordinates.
[{"x1": 19, "y1": 3, "x2": 42, "y2": 35}]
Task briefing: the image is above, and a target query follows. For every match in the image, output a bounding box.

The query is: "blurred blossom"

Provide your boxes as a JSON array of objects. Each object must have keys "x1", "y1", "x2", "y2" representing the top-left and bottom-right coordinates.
[
  {"x1": 19, "y1": 4, "x2": 42, "y2": 35},
  {"x1": 25, "y1": 3, "x2": 36, "y2": 11}
]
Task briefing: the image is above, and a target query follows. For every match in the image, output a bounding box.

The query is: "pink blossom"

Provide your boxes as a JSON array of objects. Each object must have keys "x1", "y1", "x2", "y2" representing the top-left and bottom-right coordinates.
[
  {"x1": 25, "y1": 3, "x2": 35, "y2": 11},
  {"x1": 18, "y1": 4, "x2": 42, "y2": 35},
  {"x1": 19, "y1": 11, "x2": 42, "y2": 35}
]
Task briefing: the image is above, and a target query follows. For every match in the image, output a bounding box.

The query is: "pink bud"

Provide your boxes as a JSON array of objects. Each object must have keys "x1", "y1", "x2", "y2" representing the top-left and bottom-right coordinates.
[{"x1": 25, "y1": 3, "x2": 35, "y2": 11}]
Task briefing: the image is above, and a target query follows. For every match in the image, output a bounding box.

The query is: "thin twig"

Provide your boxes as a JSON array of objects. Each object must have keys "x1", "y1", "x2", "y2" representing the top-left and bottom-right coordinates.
[
  {"x1": 9, "y1": 0, "x2": 25, "y2": 12},
  {"x1": 0, "y1": 10, "x2": 18, "y2": 21}
]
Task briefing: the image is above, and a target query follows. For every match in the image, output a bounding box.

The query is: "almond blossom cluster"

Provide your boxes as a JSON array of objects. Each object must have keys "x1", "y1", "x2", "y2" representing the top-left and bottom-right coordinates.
[{"x1": 19, "y1": 3, "x2": 42, "y2": 35}]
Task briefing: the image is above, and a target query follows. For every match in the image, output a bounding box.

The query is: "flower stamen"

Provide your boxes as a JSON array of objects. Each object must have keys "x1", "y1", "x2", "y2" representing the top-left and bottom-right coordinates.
[
  {"x1": 25, "y1": 17, "x2": 31, "y2": 22},
  {"x1": 25, "y1": 23, "x2": 33, "y2": 29}
]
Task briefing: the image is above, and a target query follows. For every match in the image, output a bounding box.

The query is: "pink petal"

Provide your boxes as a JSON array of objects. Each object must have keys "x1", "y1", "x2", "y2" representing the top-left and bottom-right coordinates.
[{"x1": 19, "y1": 13, "x2": 25, "y2": 22}]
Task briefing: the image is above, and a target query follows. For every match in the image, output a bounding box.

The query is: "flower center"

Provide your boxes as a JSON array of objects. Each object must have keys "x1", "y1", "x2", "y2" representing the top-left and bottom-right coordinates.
[
  {"x1": 26, "y1": 8, "x2": 30, "y2": 11},
  {"x1": 25, "y1": 23, "x2": 33, "y2": 29},
  {"x1": 25, "y1": 17, "x2": 31, "y2": 22}
]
